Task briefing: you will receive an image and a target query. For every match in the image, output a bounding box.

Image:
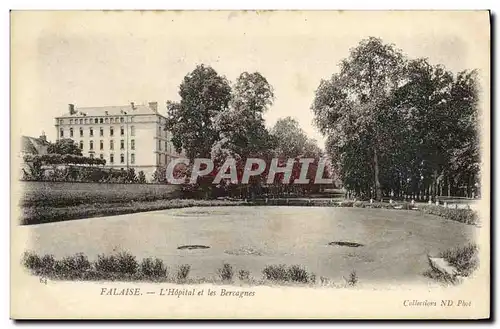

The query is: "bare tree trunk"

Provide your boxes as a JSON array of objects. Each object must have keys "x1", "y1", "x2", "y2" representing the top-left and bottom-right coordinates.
[{"x1": 373, "y1": 148, "x2": 382, "y2": 201}]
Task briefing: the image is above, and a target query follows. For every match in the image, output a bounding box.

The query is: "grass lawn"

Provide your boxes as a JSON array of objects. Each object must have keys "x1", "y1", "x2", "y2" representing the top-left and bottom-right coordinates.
[{"x1": 20, "y1": 206, "x2": 477, "y2": 284}]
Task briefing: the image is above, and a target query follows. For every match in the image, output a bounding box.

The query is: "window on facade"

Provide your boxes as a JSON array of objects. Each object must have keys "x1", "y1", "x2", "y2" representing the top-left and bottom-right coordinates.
[
  {"x1": 79, "y1": 119, "x2": 83, "y2": 124},
  {"x1": 100, "y1": 154, "x2": 104, "y2": 160},
  {"x1": 120, "y1": 154, "x2": 125, "y2": 164},
  {"x1": 158, "y1": 140, "x2": 161, "y2": 151},
  {"x1": 90, "y1": 154, "x2": 94, "y2": 159},
  {"x1": 120, "y1": 140, "x2": 124, "y2": 150},
  {"x1": 131, "y1": 139, "x2": 135, "y2": 150},
  {"x1": 100, "y1": 140, "x2": 103, "y2": 150},
  {"x1": 129, "y1": 117, "x2": 133, "y2": 123},
  {"x1": 164, "y1": 141, "x2": 167, "y2": 152},
  {"x1": 110, "y1": 118, "x2": 114, "y2": 123},
  {"x1": 120, "y1": 117, "x2": 124, "y2": 123},
  {"x1": 99, "y1": 118, "x2": 103, "y2": 123},
  {"x1": 131, "y1": 153, "x2": 135, "y2": 164},
  {"x1": 130, "y1": 126, "x2": 135, "y2": 136},
  {"x1": 110, "y1": 127, "x2": 114, "y2": 136},
  {"x1": 84, "y1": 118, "x2": 88, "y2": 124},
  {"x1": 110, "y1": 140, "x2": 114, "y2": 150},
  {"x1": 70, "y1": 119, "x2": 73, "y2": 124},
  {"x1": 89, "y1": 140, "x2": 94, "y2": 150},
  {"x1": 110, "y1": 154, "x2": 114, "y2": 163},
  {"x1": 120, "y1": 127, "x2": 124, "y2": 136},
  {"x1": 89, "y1": 127, "x2": 94, "y2": 137},
  {"x1": 105, "y1": 118, "x2": 109, "y2": 123},
  {"x1": 80, "y1": 128, "x2": 83, "y2": 137},
  {"x1": 79, "y1": 141, "x2": 83, "y2": 150},
  {"x1": 100, "y1": 127, "x2": 104, "y2": 137},
  {"x1": 94, "y1": 118, "x2": 98, "y2": 124},
  {"x1": 69, "y1": 128, "x2": 73, "y2": 137},
  {"x1": 60, "y1": 128, "x2": 64, "y2": 137}
]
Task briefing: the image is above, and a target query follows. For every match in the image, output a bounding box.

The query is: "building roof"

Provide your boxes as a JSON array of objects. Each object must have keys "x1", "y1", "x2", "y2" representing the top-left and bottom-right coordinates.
[
  {"x1": 58, "y1": 103, "x2": 162, "y2": 118},
  {"x1": 21, "y1": 135, "x2": 50, "y2": 155}
]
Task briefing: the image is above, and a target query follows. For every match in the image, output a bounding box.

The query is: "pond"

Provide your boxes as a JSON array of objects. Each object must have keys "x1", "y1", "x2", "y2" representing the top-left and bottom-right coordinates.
[{"x1": 21, "y1": 206, "x2": 476, "y2": 284}]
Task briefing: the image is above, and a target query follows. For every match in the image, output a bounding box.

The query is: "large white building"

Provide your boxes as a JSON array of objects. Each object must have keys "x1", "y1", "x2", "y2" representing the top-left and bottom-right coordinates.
[{"x1": 55, "y1": 102, "x2": 181, "y2": 180}]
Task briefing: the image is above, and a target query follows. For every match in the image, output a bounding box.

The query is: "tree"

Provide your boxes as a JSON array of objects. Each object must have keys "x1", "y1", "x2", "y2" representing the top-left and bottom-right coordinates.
[
  {"x1": 165, "y1": 64, "x2": 232, "y2": 161},
  {"x1": 47, "y1": 138, "x2": 83, "y2": 156},
  {"x1": 212, "y1": 72, "x2": 275, "y2": 159},
  {"x1": 312, "y1": 37, "x2": 406, "y2": 200},
  {"x1": 210, "y1": 72, "x2": 276, "y2": 195},
  {"x1": 271, "y1": 117, "x2": 308, "y2": 158}
]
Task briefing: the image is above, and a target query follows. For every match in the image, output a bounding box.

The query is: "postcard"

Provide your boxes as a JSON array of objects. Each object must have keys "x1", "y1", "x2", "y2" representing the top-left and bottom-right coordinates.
[{"x1": 10, "y1": 10, "x2": 490, "y2": 319}]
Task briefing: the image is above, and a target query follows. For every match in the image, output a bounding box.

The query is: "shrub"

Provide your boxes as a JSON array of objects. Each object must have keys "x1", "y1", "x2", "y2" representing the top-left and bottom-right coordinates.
[
  {"x1": 54, "y1": 253, "x2": 91, "y2": 274},
  {"x1": 287, "y1": 265, "x2": 310, "y2": 283},
  {"x1": 94, "y1": 251, "x2": 138, "y2": 274},
  {"x1": 138, "y1": 171, "x2": 147, "y2": 184},
  {"x1": 262, "y1": 264, "x2": 289, "y2": 282},
  {"x1": 439, "y1": 243, "x2": 479, "y2": 277},
  {"x1": 238, "y1": 269, "x2": 250, "y2": 281},
  {"x1": 420, "y1": 205, "x2": 478, "y2": 225},
  {"x1": 217, "y1": 263, "x2": 234, "y2": 282},
  {"x1": 347, "y1": 270, "x2": 358, "y2": 286},
  {"x1": 140, "y1": 257, "x2": 167, "y2": 278},
  {"x1": 22, "y1": 251, "x2": 42, "y2": 271},
  {"x1": 320, "y1": 276, "x2": 330, "y2": 286},
  {"x1": 176, "y1": 264, "x2": 191, "y2": 282}
]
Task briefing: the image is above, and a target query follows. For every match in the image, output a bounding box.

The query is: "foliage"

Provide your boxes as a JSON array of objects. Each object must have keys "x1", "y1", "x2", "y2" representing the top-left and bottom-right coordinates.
[
  {"x1": 262, "y1": 264, "x2": 289, "y2": 281},
  {"x1": 217, "y1": 263, "x2": 234, "y2": 282},
  {"x1": 137, "y1": 171, "x2": 147, "y2": 184},
  {"x1": 347, "y1": 270, "x2": 358, "y2": 286},
  {"x1": 54, "y1": 253, "x2": 91, "y2": 273},
  {"x1": 21, "y1": 251, "x2": 55, "y2": 275},
  {"x1": 439, "y1": 243, "x2": 479, "y2": 277},
  {"x1": 47, "y1": 138, "x2": 83, "y2": 156},
  {"x1": 312, "y1": 37, "x2": 480, "y2": 200},
  {"x1": 176, "y1": 264, "x2": 191, "y2": 282},
  {"x1": 165, "y1": 64, "x2": 232, "y2": 161},
  {"x1": 238, "y1": 269, "x2": 250, "y2": 281},
  {"x1": 95, "y1": 251, "x2": 138, "y2": 274},
  {"x1": 287, "y1": 265, "x2": 310, "y2": 283},
  {"x1": 140, "y1": 257, "x2": 168, "y2": 278},
  {"x1": 152, "y1": 167, "x2": 167, "y2": 184},
  {"x1": 21, "y1": 252, "x2": 339, "y2": 287},
  {"x1": 262, "y1": 264, "x2": 316, "y2": 284},
  {"x1": 23, "y1": 154, "x2": 106, "y2": 167}
]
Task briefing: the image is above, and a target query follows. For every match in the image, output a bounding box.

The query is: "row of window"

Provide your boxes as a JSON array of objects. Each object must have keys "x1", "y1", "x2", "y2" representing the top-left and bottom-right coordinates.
[
  {"x1": 59, "y1": 117, "x2": 131, "y2": 125},
  {"x1": 91, "y1": 153, "x2": 135, "y2": 164},
  {"x1": 80, "y1": 139, "x2": 136, "y2": 151},
  {"x1": 77, "y1": 139, "x2": 171, "y2": 152},
  {"x1": 61, "y1": 126, "x2": 135, "y2": 138},
  {"x1": 60, "y1": 125, "x2": 167, "y2": 138}
]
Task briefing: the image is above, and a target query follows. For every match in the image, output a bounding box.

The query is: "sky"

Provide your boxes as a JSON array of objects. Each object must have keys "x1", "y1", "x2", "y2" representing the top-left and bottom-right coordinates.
[{"x1": 11, "y1": 11, "x2": 489, "y2": 150}]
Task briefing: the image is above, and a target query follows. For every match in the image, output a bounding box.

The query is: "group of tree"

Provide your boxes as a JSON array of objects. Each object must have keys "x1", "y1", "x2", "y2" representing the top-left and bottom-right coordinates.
[
  {"x1": 311, "y1": 37, "x2": 480, "y2": 200},
  {"x1": 22, "y1": 138, "x2": 147, "y2": 184},
  {"x1": 164, "y1": 65, "x2": 330, "y2": 198}
]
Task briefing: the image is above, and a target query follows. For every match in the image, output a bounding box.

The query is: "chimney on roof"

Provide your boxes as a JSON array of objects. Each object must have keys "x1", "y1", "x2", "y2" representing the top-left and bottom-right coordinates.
[
  {"x1": 68, "y1": 104, "x2": 76, "y2": 115},
  {"x1": 39, "y1": 131, "x2": 47, "y2": 142},
  {"x1": 149, "y1": 102, "x2": 158, "y2": 113},
  {"x1": 130, "y1": 102, "x2": 136, "y2": 110}
]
